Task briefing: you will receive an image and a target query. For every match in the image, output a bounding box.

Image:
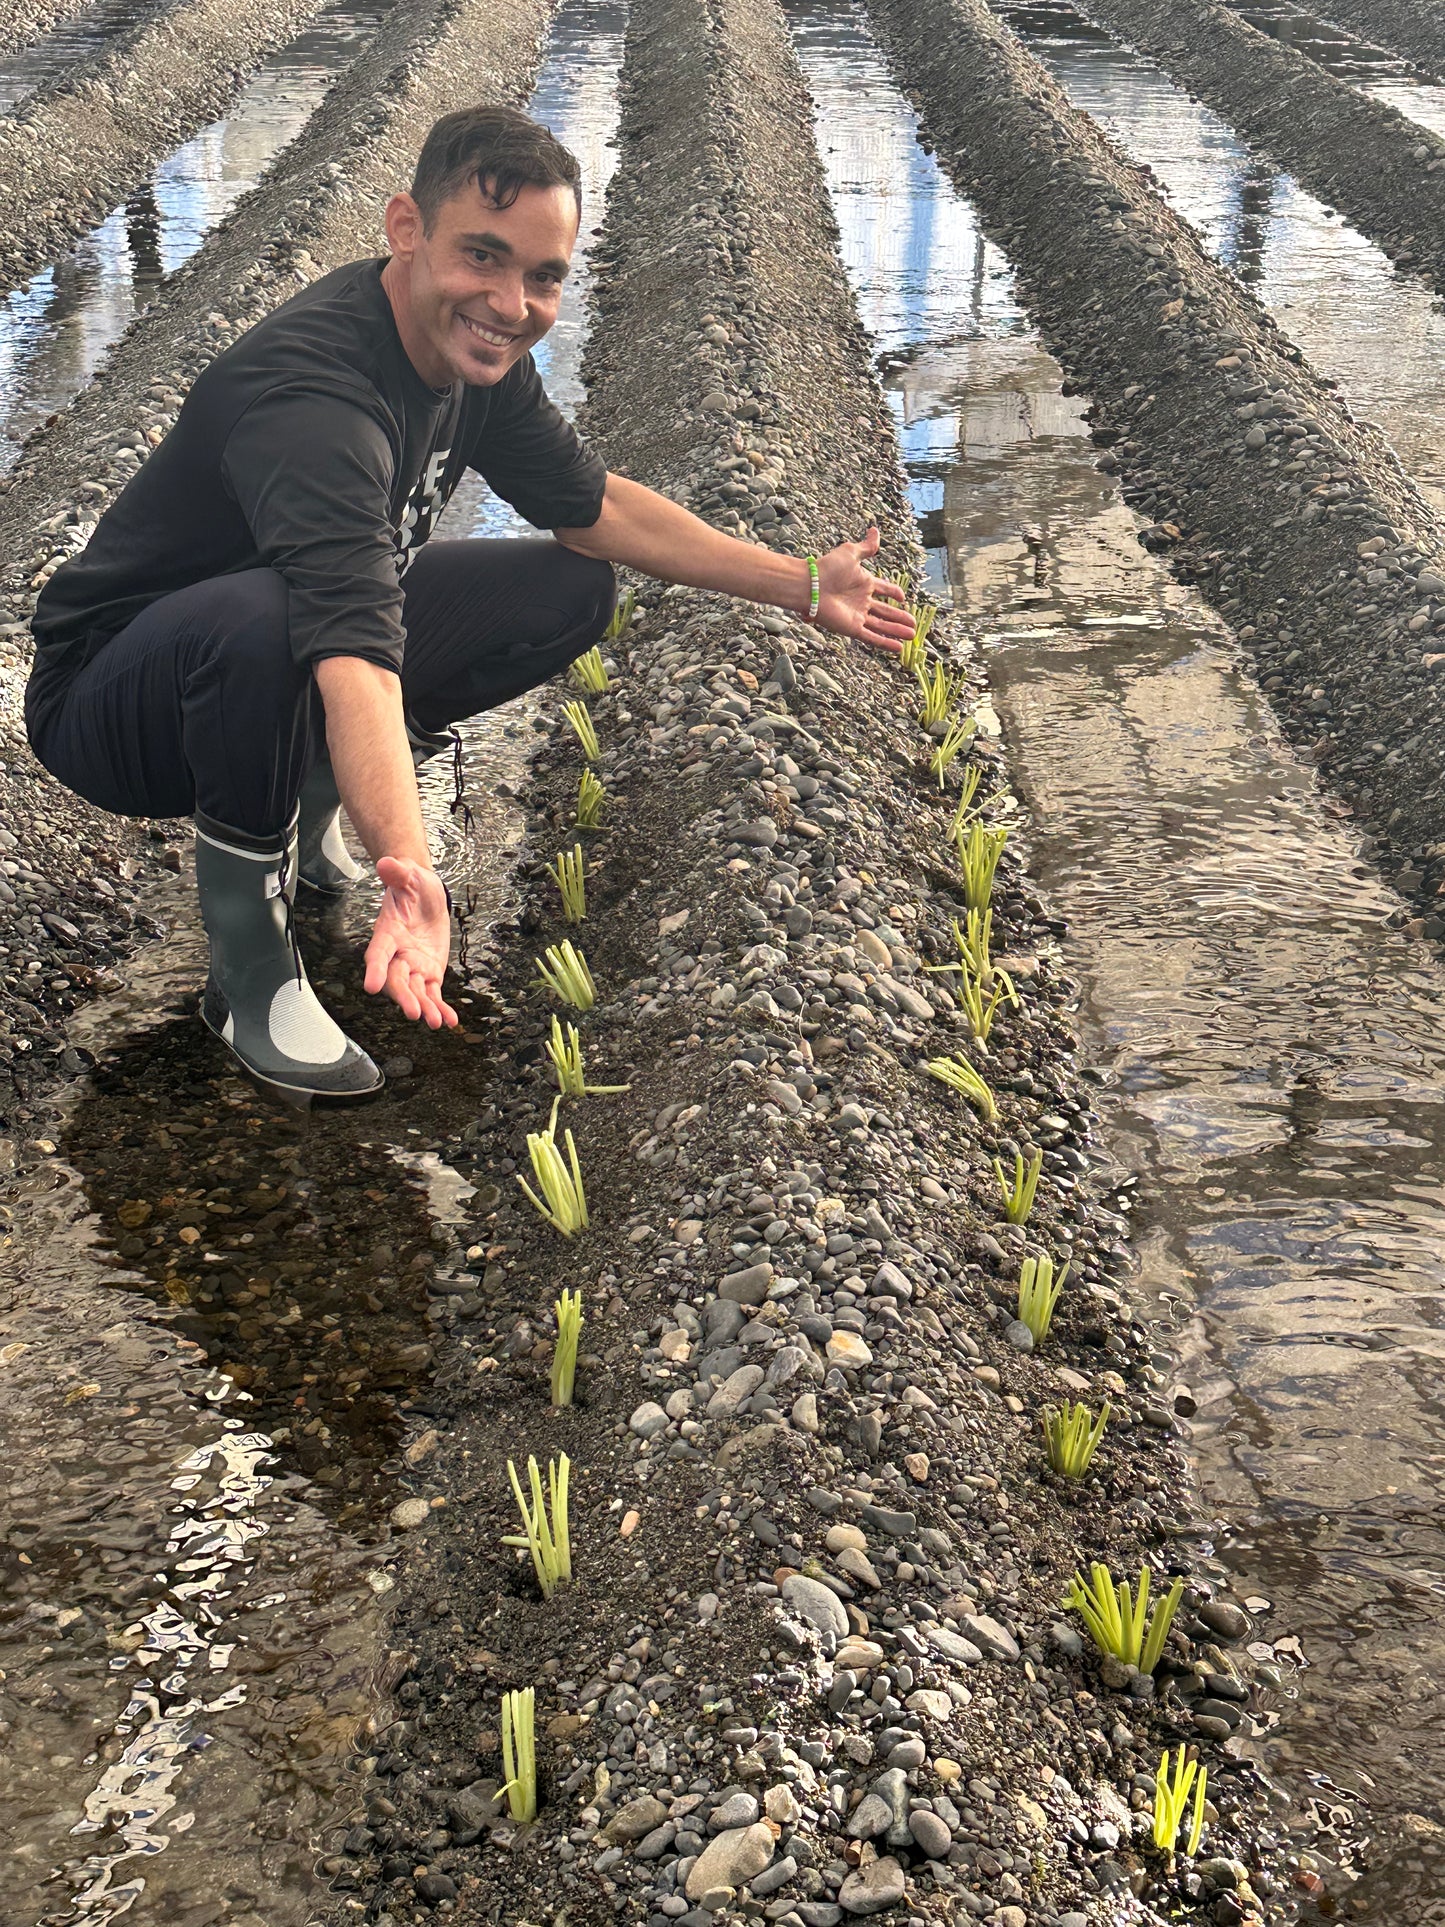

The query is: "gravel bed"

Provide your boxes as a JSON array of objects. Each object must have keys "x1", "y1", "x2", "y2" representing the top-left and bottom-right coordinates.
[
  {"x1": 0, "y1": 0, "x2": 328, "y2": 301},
  {"x1": 1311, "y1": 0, "x2": 1445, "y2": 80},
  {"x1": 329, "y1": 0, "x2": 1296, "y2": 1923},
  {"x1": 0, "y1": 0, "x2": 101, "y2": 60},
  {"x1": 0, "y1": 0, "x2": 555, "y2": 1131},
  {"x1": 1068, "y1": 0, "x2": 1445, "y2": 289},
  {"x1": 869, "y1": 0, "x2": 1445, "y2": 995}
]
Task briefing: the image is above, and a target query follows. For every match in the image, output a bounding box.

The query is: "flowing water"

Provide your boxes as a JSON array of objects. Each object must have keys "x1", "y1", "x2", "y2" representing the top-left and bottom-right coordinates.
[
  {"x1": 0, "y1": 0, "x2": 392, "y2": 475},
  {"x1": 789, "y1": 0, "x2": 1445, "y2": 1907},
  {"x1": 0, "y1": 3, "x2": 628, "y2": 1919}
]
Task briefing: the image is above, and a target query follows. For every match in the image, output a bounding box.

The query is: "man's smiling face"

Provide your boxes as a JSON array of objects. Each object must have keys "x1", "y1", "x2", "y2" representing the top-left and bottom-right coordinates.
[{"x1": 382, "y1": 175, "x2": 579, "y2": 389}]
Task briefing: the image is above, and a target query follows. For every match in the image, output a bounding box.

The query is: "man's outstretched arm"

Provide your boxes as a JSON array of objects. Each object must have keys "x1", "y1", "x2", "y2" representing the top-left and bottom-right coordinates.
[
  {"x1": 555, "y1": 472, "x2": 916, "y2": 653},
  {"x1": 313, "y1": 655, "x2": 456, "y2": 1031}
]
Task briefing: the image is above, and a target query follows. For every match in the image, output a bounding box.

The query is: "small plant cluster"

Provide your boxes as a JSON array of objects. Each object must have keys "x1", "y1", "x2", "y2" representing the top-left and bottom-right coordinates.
[{"x1": 1064, "y1": 1561, "x2": 1185, "y2": 1675}]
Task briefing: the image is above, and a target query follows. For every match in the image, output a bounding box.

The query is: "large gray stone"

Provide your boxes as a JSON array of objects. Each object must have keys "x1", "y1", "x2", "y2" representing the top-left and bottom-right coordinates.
[
  {"x1": 782, "y1": 1574, "x2": 849, "y2": 1638},
  {"x1": 684, "y1": 1823, "x2": 775, "y2": 1900},
  {"x1": 607, "y1": 1794, "x2": 669, "y2": 1842},
  {"x1": 927, "y1": 1625, "x2": 982, "y2": 1665},
  {"x1": 838, "y1": 1856, "x2": 906, "y2": 1915},
  {"x1": 961, "y1": 1612, "x2": 1021, "y2": 1661}
]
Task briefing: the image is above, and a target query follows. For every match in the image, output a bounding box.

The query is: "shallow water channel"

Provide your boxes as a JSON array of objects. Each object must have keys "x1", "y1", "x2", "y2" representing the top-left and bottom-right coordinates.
[
  {"x1": 0, "y1": 0, "x2": 391, "y2": 475},
  {"x1": 790, "y1": 0, "x2": 1445, "y2": 1907},
  {"x1": 0, "y1": 0, "x2": 156, "y2": 115},
  {"x1": 0, "y1": 3, "x2": 626, "y2": 1920}
]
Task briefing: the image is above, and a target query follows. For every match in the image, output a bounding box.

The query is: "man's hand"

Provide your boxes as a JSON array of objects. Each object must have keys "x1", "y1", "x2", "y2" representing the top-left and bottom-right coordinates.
[
  {"x1": 363, "y1": 856, "x2": 458, "y2": 1029},
  {"x1": 814, "y1": 526, "x2": 914, "y2": 655}
]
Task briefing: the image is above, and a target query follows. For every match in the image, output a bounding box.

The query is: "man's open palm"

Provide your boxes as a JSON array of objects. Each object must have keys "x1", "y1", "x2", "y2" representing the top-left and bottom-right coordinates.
[
  {"x1": 815, "y1": 525, "x2": 916, "y2": 654},
  {"x1": 364, "y1": 857, "x2": 458, "y2": 1029}
]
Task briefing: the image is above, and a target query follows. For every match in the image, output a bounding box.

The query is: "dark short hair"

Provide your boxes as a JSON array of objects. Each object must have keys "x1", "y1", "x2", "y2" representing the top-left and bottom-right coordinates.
[{"x1": 410, "y1": 104, "x2": 582, "y2": 230}]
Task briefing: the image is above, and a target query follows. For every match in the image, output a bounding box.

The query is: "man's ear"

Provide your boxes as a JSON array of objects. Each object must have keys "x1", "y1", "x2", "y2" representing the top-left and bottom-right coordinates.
[{"x1": 385, "y1": 192, "x2": 425, "y2": 261}]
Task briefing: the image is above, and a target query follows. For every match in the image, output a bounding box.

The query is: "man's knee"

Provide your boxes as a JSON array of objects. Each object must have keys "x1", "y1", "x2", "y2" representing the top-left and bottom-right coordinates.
[{"x1": 555, "y1": 548, "x2": 616, "y2": 643}]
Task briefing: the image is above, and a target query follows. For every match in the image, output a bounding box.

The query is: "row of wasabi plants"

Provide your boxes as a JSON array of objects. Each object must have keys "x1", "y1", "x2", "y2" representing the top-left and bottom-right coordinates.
[
  {"x1": 892, "y1": 582, "x2": 1210, "y2": 1863},
  {"x1": 482, "y1": 598, "x2": 640, "y2": 1827}
]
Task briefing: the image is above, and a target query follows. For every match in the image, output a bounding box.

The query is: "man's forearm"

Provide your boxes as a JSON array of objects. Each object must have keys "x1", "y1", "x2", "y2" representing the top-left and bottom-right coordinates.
[
  {"x1": 556, "y1": 473, "x2": 814, "y2": 609},
  {"x1": 313, "y1": 655, "x2": 430, "y2": 868}
]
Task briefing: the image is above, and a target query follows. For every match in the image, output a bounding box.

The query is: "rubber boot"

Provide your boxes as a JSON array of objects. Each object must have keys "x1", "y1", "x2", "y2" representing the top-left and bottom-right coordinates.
[
  {"x1": 296, "y1": 757, "x2": 365, "y2": 897},
  {"x1": 194, "y1": 811, "x2": 384, "y2": 1099},
  {"x1": 296, "y1": 723, "x2": 454, "y2": 896}
]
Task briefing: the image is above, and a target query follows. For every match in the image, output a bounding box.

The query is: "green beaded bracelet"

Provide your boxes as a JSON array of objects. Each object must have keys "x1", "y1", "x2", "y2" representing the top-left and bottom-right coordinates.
[{"x1": 805, "y1": 554, "x2": 820, "y2": 622}]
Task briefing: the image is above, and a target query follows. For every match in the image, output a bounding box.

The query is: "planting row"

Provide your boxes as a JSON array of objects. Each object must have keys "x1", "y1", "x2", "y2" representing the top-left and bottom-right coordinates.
[
  {"x1": 337, "y1": 0, "x2": 1288, "y2": 1920},
  {"x1": 1070, "y1": 0, "x2": 1445, "y2": 290}
]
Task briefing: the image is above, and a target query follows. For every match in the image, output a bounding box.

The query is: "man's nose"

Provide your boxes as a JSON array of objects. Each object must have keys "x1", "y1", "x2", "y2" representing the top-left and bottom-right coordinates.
[{"x1": 487, "y1": 272, "x2": 529, "y2": 328}]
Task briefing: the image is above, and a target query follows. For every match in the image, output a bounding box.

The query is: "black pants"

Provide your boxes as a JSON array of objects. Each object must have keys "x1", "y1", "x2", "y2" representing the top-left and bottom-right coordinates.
[{"x1": 25, "y1": 538, "x2": 615, "y2": 840}]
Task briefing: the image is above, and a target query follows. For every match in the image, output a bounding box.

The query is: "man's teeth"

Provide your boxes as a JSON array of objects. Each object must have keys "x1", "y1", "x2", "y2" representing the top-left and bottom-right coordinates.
[{"x1": 460, "y1": 315, "x2": 513, "y2": 347}]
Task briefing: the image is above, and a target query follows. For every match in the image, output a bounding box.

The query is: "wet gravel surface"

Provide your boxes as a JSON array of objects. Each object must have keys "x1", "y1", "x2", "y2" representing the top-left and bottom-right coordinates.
[
  {"x1": 869, "y1": 0, "x2": 1445, "y2": 1046},
  {"x1": 324, "y1": 0, "x2": 1301, "y2": 1923},
  {"x1": 0, "y1": 0, "x2": 325, "y2": 300},
  {"x1": 1310, "y1": 0, "x2": 1445, "y2": 79},
  {"x1": 1068, "y1": 0, "x2": 1445, "y2": 290},
  {"x1": 0, "y1": 0, "x2": 109, "y2": 61}
]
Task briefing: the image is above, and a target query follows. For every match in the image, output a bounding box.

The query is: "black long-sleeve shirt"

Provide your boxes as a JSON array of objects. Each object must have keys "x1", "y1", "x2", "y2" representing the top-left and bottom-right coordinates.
[{"x1": 30, "y1": 258, "x2": 609, "y2": 685}]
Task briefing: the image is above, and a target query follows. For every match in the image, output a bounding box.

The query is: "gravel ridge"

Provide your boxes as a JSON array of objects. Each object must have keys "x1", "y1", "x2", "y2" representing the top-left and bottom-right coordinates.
[
  {"x1": 0, "y1": 0, "x2": 557, "y2": 1132},
  {"x1": 1069, "y1": 0, "x2": 1445, "y2": 290},
  {"x1": 0, "y1": 0, "x2": 328, "y2": 301},
  {"x1": 333, "y1": 0, "x2": 1293, "y2": 1922},
  {"x1": 869, "y1": 0, "x2": 1445, "y2": 977},
  {"x1": 1312, "y1": 0, "x2": 1445, "y2": 80},
  {"x1": 0, "y1": 0, "x2": 99, "y2": 60}
]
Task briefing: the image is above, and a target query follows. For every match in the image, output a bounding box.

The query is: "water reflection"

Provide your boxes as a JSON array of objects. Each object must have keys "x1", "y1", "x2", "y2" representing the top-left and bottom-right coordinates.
[
  {"x1": 791, "y1": 0, "x2": 1445, "y2": 1904},
  {"x1": 995, "y1": 0, "x2": 1445, "y2": 508},
  {"x1": 0, "y1": 0, "x2": 153, "y2": 116},
  {"x1": 0, "y1": 1, "x2": 387, "y2": 473}
]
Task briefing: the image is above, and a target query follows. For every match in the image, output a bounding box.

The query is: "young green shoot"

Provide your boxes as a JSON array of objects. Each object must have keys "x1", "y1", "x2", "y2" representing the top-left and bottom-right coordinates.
[
  {"x1": 916, "y1": 659, "x2": 964, "y2": 728},
  {"x1": 570, "y1": 645, "x2": 610, "y2": 695},
  {"x1": 534, "y1": 941, "x2": 597, "y2": 1010},
  {"x1": 518, "y1": 1098, "x2": 589, "y2": 1237},
  {"x1": 930, "y1": 714, "x2": 975, "y2": 788},
  {"x1": 925, "y1": 1052, "x2": 998, "y2": 1121},
  {"x1": 500, "y1": 1686, "x2": 537, "y2": 1824},
  {"x1": 1017, "y1": 1251, "x2": 1069, "y2": 1343},
  {"x1": 503, "y1": 1453, "x2": 572, "y2": 1598},
  {"x1": 993, "y1": 1146, "x2": 1044, "y2": 1224},
  {"x1": 576, "y1": 768, "x2": 605, "y2": 830},
  {"x1": 900, "y1": 598, "x2": 937, "y2": 674},
  {"x1": 548, "y1": 844, "x2": 587, "y2": 924},
  {"x1": 1063, "y1": 1561, "x2": 1186, "y2": 1675},
  {"x1": 948, "y1": 765, "x2": 983, "y2": 837},
  {"x1": 551, "y1": 1287, "x2": 583, "y2": 1407},
  {"x1": 562, "y1": 699, "x2": 601, "y2": 762},
  {"x1": 1043, "y1": 1398, "x2": 1111, "y2": 1478},
  {"x1": 1153, "y1": 1746, "x2": 1208, "y2": 1858},
  {"x1": 546, "y1": 1016, "x2": 630, "y2": 1100},
  {"x1": 957, "y1": 818, "x2": 1009, "y2": 913},
  {"x1": 604, "y1": 586, "x2": 637, "y2": 642},
  {"x1": 957, "y1": 955, "x2": 1017, "y2": 1044}
]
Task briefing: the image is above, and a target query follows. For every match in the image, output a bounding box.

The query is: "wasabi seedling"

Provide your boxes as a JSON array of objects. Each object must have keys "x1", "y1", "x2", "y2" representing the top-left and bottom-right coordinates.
[
  {"x1": 562, "y1": 699, "x2": 600, "y2": 762},
  {"x1": 930, "y1": 713, "x2": 975, "y2": 787},
  {"x1": 604, "y1": 587, "x2": 637, "y2": 642},
  {"x1": 900, "y1": 598, "x2": 937, "y2": 674},
  {"x1": 576, "y1": 768, "x2": 605, "y2": 829},
  {"x1": 916, "y1": 659, "x2": 964, "y2": 728},
  {"x1": 503, "y1": 1453, "x2": 572, "y2": 1598},
  {"x1": 1043, "y1": 1399, "x2": 1111, "y2": 1478},
  {"x1": 993, "y1": 1146, "x2": 1044, "y2": 1224},
  {"x1": 534, "y1": 941, "x2": 597, "y2": 1010},
  {"x1": 570, "y1": 646, "x2": 610, "y2": 695},
  {"x1": 551, "y1": 1287, "x2": 583, "y2": 1407},
  {"x1": 518, "y1": 1098, "x2": 589, "y2": 1236},
  {"x1": 1017, "y1": 1251, "x2": 1069, "y2": 1343},
  {"x1": 1063, "y1": 1561, "x2": 1185, "y2": 1675},
  {"x1": 948, "y1": 765, "x2": 983, "y2": 838},
  {"x1": 957, "y1": 955, "x2": 1017, "y2": 1044},
  {"x1": 500, "y1": 1686, "x2": 537, "y2": 1823},
  {"x1": 957, "y1": 818, "x2": 1009, "y2": 913},
  {"x1": 1153, "y1": 1746, "x2": 1208, "y2": 1858},
  {"x1": 926, "y1": 1052, "x2": 997, "y2": 1121},
  {"x1": 548, "y1": 845, "x2": 587, "y2": 923},
  {"x1": 546, "y1": 1016, "x2": 630, "y2": 1100}
]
